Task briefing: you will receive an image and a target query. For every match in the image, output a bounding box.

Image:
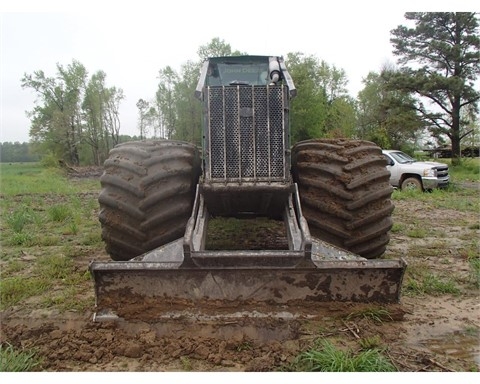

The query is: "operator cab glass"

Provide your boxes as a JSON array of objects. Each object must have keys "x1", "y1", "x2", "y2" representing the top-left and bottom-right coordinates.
[{"x1": 206, "y1": 57, "x2": 270, "y2": 86}]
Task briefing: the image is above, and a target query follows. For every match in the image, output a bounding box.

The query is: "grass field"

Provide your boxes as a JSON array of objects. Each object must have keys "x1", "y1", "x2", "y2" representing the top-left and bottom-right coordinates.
[
  {"x1": 0, "y1": 163, "x2": 102, "y2": 312},
  {"x1": 0, "y1": 161, "x2": 479, "y2": 372}
]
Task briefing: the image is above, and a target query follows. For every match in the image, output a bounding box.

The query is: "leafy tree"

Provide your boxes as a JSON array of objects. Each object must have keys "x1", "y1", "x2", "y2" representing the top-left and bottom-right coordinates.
[
  {"x1": 83, "y1": 72, "x2": 124, "y2": 164},
  {"x1": 155, "y1": 66, "x2": 179, "y2": 139},
  {"x1": 318, "y1": 60, "x2": 349, "y2": 101},
  {"x1": 144, "y1": 105, "x2": 161, "y2": 139},
  {"x1": 83, "y1": 70, "x2": 115, "y2": 165},
  {"x1": 318, "y1": 62, "x2": 357, "y2": 138},
  {"x1": 389, "y1": 12, "x2": 480, "y2": 164},
  {"x1": 22, "y1": 60, "x2": 124, "y2": 165},
  {"x1": 357, "y1": 69, "x2": 424, "y2": 149},
  {"x1": 197, "y1": 37, "x2": 244, "y2": 61},
  {"x1": 136, "y1": 99, "x2": 151, "y2": 139},
  {"x1": 103, "y1": 86, "x2": 123, "y2": 150},
  {"x1": 171, "y1": 60, "x2": 203, "y2": 145},
  {"x1": 154, "y1": 38, "x2": 241, "y2": 144},
  {"x1": 83, "y1": 71, "x2": 104, "y2": 162},
  {"x1": 460, "y1": 104, "x2": 480, "y2": 152},
  {"x1": 286, "y1": 52, "x2": 355, "y2": 143},
  {"x1": 22, "y1": 60, "x2": 87, "y2": 165},
  {"x1": 286, "y1": 52, "x2": 329, "y2": 142},
  {"x1": 325, "y1": 97, "x2": 357, "y2": 139}
]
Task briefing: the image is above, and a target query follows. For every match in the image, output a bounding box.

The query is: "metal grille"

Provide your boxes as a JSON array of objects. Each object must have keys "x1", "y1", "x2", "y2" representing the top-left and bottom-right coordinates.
[{"x1": 207, "y1": 85, "x2": 287, "y2": 182}]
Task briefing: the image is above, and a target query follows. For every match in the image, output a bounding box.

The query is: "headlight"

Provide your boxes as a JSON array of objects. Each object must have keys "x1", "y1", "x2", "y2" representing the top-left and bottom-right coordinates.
[{"x1": 423, "y1": 168, "x2": 437, "y2": 177}]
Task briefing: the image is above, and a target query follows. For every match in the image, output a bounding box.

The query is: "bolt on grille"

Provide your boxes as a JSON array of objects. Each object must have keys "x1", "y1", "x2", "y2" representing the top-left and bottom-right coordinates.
[{"x1": 206, "y1": 85, "x2": 288, "y2": 182}]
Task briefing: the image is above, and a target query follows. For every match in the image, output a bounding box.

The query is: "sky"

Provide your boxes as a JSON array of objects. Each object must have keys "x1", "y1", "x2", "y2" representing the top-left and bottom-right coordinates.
[{"x1": 0, "y1": 0, "x2": 476, "y2": 143}]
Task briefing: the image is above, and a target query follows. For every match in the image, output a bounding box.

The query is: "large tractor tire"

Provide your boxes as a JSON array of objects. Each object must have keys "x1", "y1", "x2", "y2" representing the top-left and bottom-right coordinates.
[
  {"x1": 98, "y1": 140, "x2": 201, "y2": 261},
  {"x1": 292, "y1": 139, "x2": 394, "y2": 259}
]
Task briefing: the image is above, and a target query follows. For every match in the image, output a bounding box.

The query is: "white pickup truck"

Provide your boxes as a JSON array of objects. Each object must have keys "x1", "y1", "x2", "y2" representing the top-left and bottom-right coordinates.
[{"x1": 383, "y1": 150, "x2": 450, "y2": 191}]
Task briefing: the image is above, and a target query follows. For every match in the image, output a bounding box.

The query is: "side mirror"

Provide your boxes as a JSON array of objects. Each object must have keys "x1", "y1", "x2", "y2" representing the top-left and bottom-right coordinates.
[{"x1": 384, "y1": 156, "x2": 394, "y2": 166}]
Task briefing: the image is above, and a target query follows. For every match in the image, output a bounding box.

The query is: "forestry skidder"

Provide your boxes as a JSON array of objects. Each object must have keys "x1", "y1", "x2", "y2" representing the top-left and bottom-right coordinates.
[{"x1": 89, "y1": 56, "x2": 406, "y2": 328}]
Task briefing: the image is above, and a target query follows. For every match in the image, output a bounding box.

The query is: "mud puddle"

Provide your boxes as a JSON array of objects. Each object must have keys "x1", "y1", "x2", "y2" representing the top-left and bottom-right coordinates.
[{"x1": 419, "y1": 330, "x2": 480, "y2": 367}]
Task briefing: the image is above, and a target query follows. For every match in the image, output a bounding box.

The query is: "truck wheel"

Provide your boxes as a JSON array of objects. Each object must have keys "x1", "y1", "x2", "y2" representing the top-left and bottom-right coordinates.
[
  {"x1": 292, "y1": 139, "x2": 394, "y2": 259},
  {"x1": 401, "y1": 177, "x2": 423, "y2": 191},
  {"x1": 98, "y1": 140, "x2": 201, "y2": 261}
]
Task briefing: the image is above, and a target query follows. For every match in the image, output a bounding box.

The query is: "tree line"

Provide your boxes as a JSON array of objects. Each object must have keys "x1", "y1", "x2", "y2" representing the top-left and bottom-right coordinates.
[
  {"x1": 21, "y1": 12, "x2": 479, "y2": 166},
  {"x1": 0, "y1": 142, "x2": 39, "y2": 163},
  {"x1": 0, "y1": 136, "x2": 140, "y2": 164},
  {"x1": 21, "y1": 61, "x2": 124, "y2": 165}
]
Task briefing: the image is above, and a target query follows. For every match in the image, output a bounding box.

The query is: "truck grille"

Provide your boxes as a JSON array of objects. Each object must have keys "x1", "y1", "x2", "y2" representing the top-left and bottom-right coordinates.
[
  {"x1": 206, "y1": 85, "x2": 288, "y2": 182},
  {"x1": 435, "y1": 165, "x2": 449, "y2": 178}
]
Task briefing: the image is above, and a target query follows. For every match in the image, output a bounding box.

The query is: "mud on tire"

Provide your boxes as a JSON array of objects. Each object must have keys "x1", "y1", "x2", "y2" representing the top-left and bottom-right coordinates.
[
  {"x1": 292, "y1": 139, "x2": 394, "y2": 259},
  {"x1": 98, "y1": 140, "x2": 201, "y2": 261}
]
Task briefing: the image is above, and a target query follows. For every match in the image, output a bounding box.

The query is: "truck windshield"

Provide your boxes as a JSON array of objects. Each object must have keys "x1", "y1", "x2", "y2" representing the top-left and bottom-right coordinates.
[
  {"x1": 206, "y1": 62, "x2": 269, "y2": 86},
  {"x1": 390, "y1": 151, "x2": 415, "y2": 164}
]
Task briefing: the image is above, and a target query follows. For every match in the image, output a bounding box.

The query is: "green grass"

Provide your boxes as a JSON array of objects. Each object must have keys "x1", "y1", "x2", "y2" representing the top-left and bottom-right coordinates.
[
  {"x1": 346, "y1": 307, "x2": 393, "y2": 324},
  {"x1": 1, "y1": 164, "x2": 98, "y2": 224},
  {"x1": 448, "y1": 157, "x2": 480, "y2": 182},
  {"x1": 467, "y1": 252, "x2": 480, "y2": 288},
  {"x1": 0, "y1": 252, "x2": 93, "y2": 311},
  {"x1": 0, "y1": 343, "x2": 42, "y2": 372},
  {"x1": 0, "y1": 162, "x2": 101, "y2": 312},
  {"x1": 406, "y1": 243, "x2": 451, "y2": 259},
  {"x1": 5, "y1": 207, "x2": 36, "y2": 233},
  {"x1": 0, "y1": 162, "x2": 101, "y2": 196},
  {"x1": 236, "y1": 341, "x2": 253, "y2": 352},
  {"x1": 8, "y1": 232, "x2": 34, "y2": 246},
  {"x1": 286, "y1": 340, "x2": 396, "y2": 372},
  {"x1": 36, "y1": 254, "x2": 74, "y2": 280},
  {"x1": 359, "y1": 336, "x2": 382, "y2": 350},
  {"x1": 48, "y1": 204, "x2": 74, "y2": 222},
  {"x1": 390, "y1": 222, "x2": 405, "y2": 233},
  {"x1": 392, "y1": 187, "x2": 424, "y2": 200},
  {"x1": 11, "y1": 253, "x2": 88, "y2": 308},
  {"x1": 392, "y1": 185, "x2": 479, "y2": 213},
  {"x1": 179, "y1": 356, "x2": 192, "y2": 371},
  {"x1": 406, "y1": 227, "x2": 427, "y2": 239},
  {"x1": 391, "y1": 181, "x2": 478, "y2": 293},
  {"x1": 41, "y1": 281, "x2": 93, "y2": 311},
  {"x1": 403, "y1": 263, "x2": 461, "y2": 296},
  {"x1": 0, "y1": 163, "x2": 73, "y2": 195},
  {"x1": 0, "y1": 276, "x2": 51, "y2": 309}
]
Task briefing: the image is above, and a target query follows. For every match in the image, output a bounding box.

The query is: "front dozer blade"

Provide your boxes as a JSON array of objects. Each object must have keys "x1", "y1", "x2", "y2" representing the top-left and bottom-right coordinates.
[{"x1": 89, "y1": 239, "x2": 406, "y2": 324}]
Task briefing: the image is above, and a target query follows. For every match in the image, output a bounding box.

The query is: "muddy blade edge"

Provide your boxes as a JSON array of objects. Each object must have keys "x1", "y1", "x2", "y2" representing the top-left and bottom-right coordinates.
[{"x1": 89, "y1": 259, "x2": 407, "y2": 322}]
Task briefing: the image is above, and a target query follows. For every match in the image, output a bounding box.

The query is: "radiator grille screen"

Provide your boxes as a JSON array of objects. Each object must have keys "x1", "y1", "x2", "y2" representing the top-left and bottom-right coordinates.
[{"x1": 207, "y1": 85, "x2": 287, "y2": 182}]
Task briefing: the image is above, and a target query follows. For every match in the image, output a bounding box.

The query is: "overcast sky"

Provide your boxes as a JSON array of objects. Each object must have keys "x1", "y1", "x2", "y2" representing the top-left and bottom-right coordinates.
[{"x1": 0, "y1": 0, "x2": 475, "y2": 143}]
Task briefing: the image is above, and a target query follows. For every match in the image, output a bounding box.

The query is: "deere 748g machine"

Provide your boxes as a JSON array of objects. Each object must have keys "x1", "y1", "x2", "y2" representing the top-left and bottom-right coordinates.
[{"x1": 89, "y1": 56, "x2": 406, "y2": 328}]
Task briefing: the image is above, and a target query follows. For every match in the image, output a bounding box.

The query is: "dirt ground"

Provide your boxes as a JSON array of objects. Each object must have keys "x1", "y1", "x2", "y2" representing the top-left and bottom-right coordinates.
[{"x1": 0, "y1": 173, "x2": 479, "y2": 372}]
